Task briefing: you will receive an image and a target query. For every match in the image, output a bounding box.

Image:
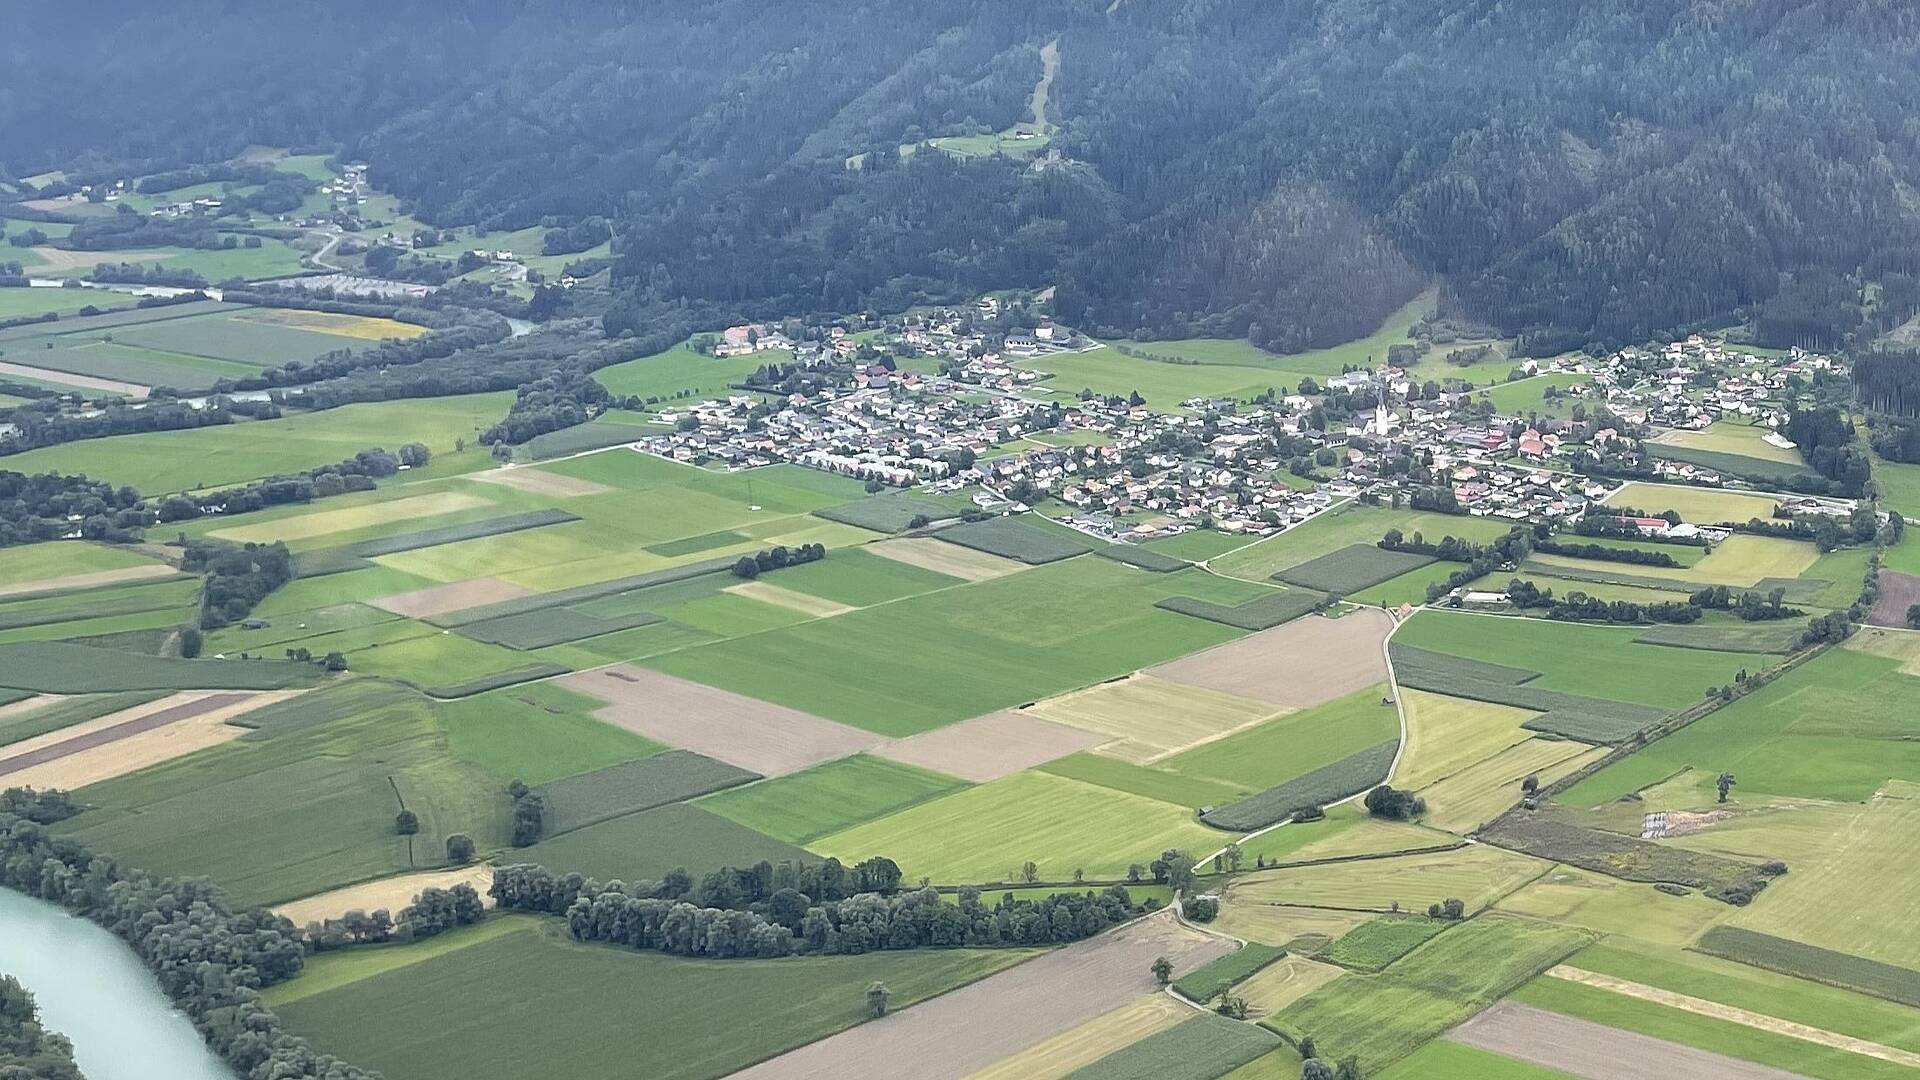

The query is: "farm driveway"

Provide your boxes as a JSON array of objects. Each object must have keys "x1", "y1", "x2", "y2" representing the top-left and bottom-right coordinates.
[
  {"x1": 1449, "y1": 1001, "x2": 1815, "y2": 1080},
  {"x1": 725, "y1": 913, "x2": 1233, "y2": 1080}
]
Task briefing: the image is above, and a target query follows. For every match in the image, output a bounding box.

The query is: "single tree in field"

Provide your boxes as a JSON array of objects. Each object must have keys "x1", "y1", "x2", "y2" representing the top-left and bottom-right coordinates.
[
  {"x1": 865, "y1": 981, "x2": 890, "y2": 1018},
  {"x1": 1021, "y1": 861, "x2": 1039, "y2": 884},
  {"x1": 394, "y1": 809, "x2": 419, "y2": 835},
  {"x1": 1716, "y1": 771, "x2": 1737, "y2": 803},
  {"x1": 1151, "y1": 956, "x2": 1173, "y2": 987},
  {"x1": 1521, "y1": 774, "x2": 1539, "y2": 797},
  {"x1": 1127, "y1": 863, "x2": 1145, "y2": 883},
  {"x1": 1907, "y1": 602, "x2": 1920, "y2": 629},
  {"x1": 1334, "y1": 1057, "x2": 1361, "y2": 1080},
  {"x1": 445, "y1": 833, "x2": 474, "y2": 864},
  {"x1": 1298, "y1": 1036, "x2": 1317, "y2": 1060},
  {"x1": 1302, "y1": 1060, "x2": 1336, "y2": 1080}
]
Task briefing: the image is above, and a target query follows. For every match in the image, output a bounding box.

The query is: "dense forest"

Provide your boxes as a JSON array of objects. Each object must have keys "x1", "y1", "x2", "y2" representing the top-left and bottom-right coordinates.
[{"x1": 9, "y1": 2, "x2": 1920, "y2": 353}]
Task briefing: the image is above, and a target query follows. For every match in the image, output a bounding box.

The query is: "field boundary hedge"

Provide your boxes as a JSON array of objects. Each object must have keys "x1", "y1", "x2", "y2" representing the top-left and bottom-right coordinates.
[
  {"x1": 1693, "y1": 927, "x2": 1920, "y2": 1008},
  {"x1": 295, "y1": 509, "x2": 581, "y2": 576},
  {"x1": 1201, "y1": 739, "x2": 1399, "y2": 830},
  {"x1": 1158, "y1": 588, "x2": 1328, "y2": 631}
]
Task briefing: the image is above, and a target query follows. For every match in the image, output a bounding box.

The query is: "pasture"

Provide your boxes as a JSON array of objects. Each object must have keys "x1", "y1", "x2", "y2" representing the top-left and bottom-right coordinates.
[
  {"x1": 536, "y1": 751, "x2": 758, "y2": 833},
  {"x1": 1653, "y1": 421, "x2": 1807, "y2": 467},
  {"x1": 1528, "y1": 533, "x2": 1819, "y2": 589},
  {"x1": 436, "y1": 681, "x2": 662, "y2": 785},
  {"x1": 593, "y1": 341, "x2": 777, "y2": 402},
  {"x1": 0, "y1": 540, "x2": 164, "y2": 590},
  {"x1": 1013, "y1": 348, "x2": 1278, "y2": 409},
  {"x1": 5, "y1": 392, "x2": 512, "y2": 493},
  {"x1": 698, "y1": 754, "x2": 966, "y2": 843},
  {"x1": 1476, "y1": 372, "x2": 1593, "y2": 417},
  {"x1": 1161, "y1": 683, "x2": 1399, "y2": 795},
  {"x1": 1416, "y1": 738, "x2": 1604, "y2": 834},
  {"x1": 642, "y1": 559, "x2": 1253, "y2": 736},
  {"x1": 276, "y1": 920, "x2": 1030, "y2": 1080},
  {"x1": 810, "y1": 770, "x2": 1225, "y2": 884},
  {"x1": 1601, "y1": 482, "x2": 1783, "y2": 524},
  {"x1": 1491, "y1": 867, "x2": 1726, "y2": 948}
]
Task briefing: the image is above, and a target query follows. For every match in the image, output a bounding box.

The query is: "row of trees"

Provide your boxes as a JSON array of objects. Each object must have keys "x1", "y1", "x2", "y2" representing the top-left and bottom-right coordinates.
[
  {"x1": 0, "y1": 810, "x2": 382, "y2": 1079},
  {"x1": 1507, "y1": 580, "x2": 1702, "y2": 625},
  {"x1": 301, "y1": 884, "x2": 485, "y2": 952},
  {"x1": 731, "y1": 543, "x2": 827, "y2": 580},
  {"x1": 1530, "y1": 538, "x2": 1680, "y2": 568}
]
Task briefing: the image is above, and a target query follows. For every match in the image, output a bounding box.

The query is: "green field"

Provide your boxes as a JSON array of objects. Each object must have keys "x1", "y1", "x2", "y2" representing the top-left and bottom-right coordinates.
[
  {"x1": 276, "y1": 919, "x2": 1032, "y2": 1080},
  {"x1": 437, "y1": 682, "x2": 662, "y2": 785},
  {"x1": 1223, "y1": 845, "x2": 1544, "y2": 915},
  {"x1": 699, "y1": 755, "x2": 967, "y2": 844},
  {"x1": 1475, "y1": 372, "x2": 1593, "y2": 418},
  {"x1": 520, "y1": 802, "x2": 814, "y2": 882},
  {"x1": 0, "y1": 540, "x2": 161, "y2": 588},
  {"x1": 1173, "y1": 944, "x2": 1288, "y2": 1002},
  {"x1": 1273, "y1": 543, "x2": 1435, "y2": 595},
  {"x1": 1562, "y1": 647, "x2": 1920, "y2": 806},
  {"x1": 1319, "y1": 916, "x2": 1450, "y2": 972},
  {"x1": 1063, "y1": 1013, "x2": 1281, "y2": 1080},
  {"x1": 56, "y1": 681, "x2": 506, "y2": 906},
  {"x1": 6, "y1": 392, "x2": 512, "y2": 493},
  {"x1": 593, "y1": 341, "x2": 779, "y2": 401},
  {"x1": 0, "y1": 285, "x2": 154, "y2": 319},
  {"x1": 811, "y1": 770, "x2": 1226, "y2": 885},
  {"x1": 1529, "y1": 533, "x2": 1819, "y2": 590},
  {"x1": 1602, "y1": 481, "x2": 1783, "y2": 524},
  {"x1": 642, "y1": 559, "x2": 1254, "y2": 736},
  {"x1": 1014, "y1": 348, "x2": 1281, "y2": 409},
  {"x1": 1375, "y1": 1042, "x2": 1578, "y2": 1080},
  {"x1": 1162, "y1": 684, "x2": 1399, "y2": 793},
  {"x1": 1212, "y1": 505, "x2": 1511, "y2": 582},
  {"x1": 759, "y1": 547, "x2": 961, "y2": 606},
  {"x1": 0, "y1": 641, "x2": 311, "y2": 692},
  {"x1": 1655, "y1": 421, "x2": 1808, "y2": 466},
  {"x1": 538, "y1": 751, "x2": 758, "y2": 833},
  {"x1": 1038, "y1": 753, "x2": 1248, "y2": 809}
]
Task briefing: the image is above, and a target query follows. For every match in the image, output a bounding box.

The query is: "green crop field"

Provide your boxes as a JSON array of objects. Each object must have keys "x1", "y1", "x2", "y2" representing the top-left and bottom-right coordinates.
[
  {"x1": 814, "y1": 493, "x2": 961, "y2": 533},
  {"x1": 1165, "y1": 684, "x2": 1399, "y2": 793},
  {"x1": 437, "y1": 682, "x2": 662, "y2": 786},
  {"x1": 699, "y1": 755, "x2": 967, "y2": 844},
  {"x1": 762, "y1": 547, "x2": 961, "y2": 606},
  {"x1": 1393, "y1": 610, "x2": 1753, "y2": 711},
  {"x1": 933, "y1": 516, "x2": 1095, "y2": 563},
  {"x1": 642, "y1": 560, "x2": 1255, "y2": 736},
  {"x1": 1200, "y1": 741, "x2": 1402, "y2": 830},
  {"x1": 811, "y1": 770, "x2": 1225, "y2": 885},
  {"x1": 0, "y1": 690, "x2": 166, "y2": 748},
  {"x1": 1319, "y1": 916, "x2": 1450, "y2": 972},
  {"x1": 5, "y1": 392, "x2": 512, "y2": 493},
  {"x1": 1142, "y1": 529, "x2": 1253, "y2": 561},
  {"x1": 1510, "y1": 975, "x2": 1915, "y2": 1080},
  {"x1": 1212, "y1": 505, "x2": 1512, "y2": 582},
  {"x1": 1602, "y1": 482, "x2": 1783, "y2": 524},
  {"x1": 1173, "y1": 944, "x2": 1288, "y2": 1002},
  {"x1": 0, "y1": 285, "x2": 155, "y2": 319},
  {"x1": 0, "y1": 540, "x2": 162, "y2": 588},
  {"x1": 538, "y1": 751, "x2": 759, "y2": 833},
  {"x1": 1873, "y1": 454, "x2": 1920, "y2": 520},
  {"x1": 1376, "y1": 1042, "x2": 1579, "y2": 1080},
  {"x1": 1063, "y1": 1013, "x2": 1281, "y2": 1080},
  {"x1": 1268, "y1": 914, "x2": 1593, "y2": 1073},
  {"x1": 275, "y1": 919, "x2": 1032, "y2": 1080},
  {"x1": 521, "y1": 802, "x2": 814, "y2": 883},
  {"x1": 1563, "y1": 649, "x2": 1920, "y2": 806},
  {"x1": 1156, "y1": 586, "x2": 1327, "y2": 630},
  {"x1": 55, "y1": 682, "x2": 509, "y2": 906},
  {"x1": 3, "y1": 340, "x2": 264, "y2": 389},
  {"x1": 0, "y1": 641, "x2": 312, "y2": 693},
  {"x1": 1274, "y1": 543, "x2": 1435, "y2": 594}
]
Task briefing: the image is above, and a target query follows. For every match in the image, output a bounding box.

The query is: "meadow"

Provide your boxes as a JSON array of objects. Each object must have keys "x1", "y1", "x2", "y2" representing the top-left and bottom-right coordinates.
[
  {"x1": 1161, "y1": 684, "x2": 1398, "y2": 794},
  {"x1": 810, "y1": 770, "x2": 1226, "y2": 884},
  {"x1": 1601, "y1": 481, "x2": 1783, "y2": 523},
  {"x1": 698, "y1": 754, "x2": 966, "y2": 843},
  {"x1": 276, "y1": 920, "x2": 1032, "y2": 1080},
  {"x1": 1527, "y1": 533, "x2": 1819, "y2": 590},
  {"x1": 1475, "y1": 373, "x2": 1593, "y2": 418},
  {"x1": 643, "y1": 559, "x2": 1257, "y2": 736},
  {"x1": 1653, "y1": 420, "x2": 1807, "y2": 466},
  {"x1": 521, "y1": 802, "x2": 814, "y2": 883},
  {"x1": 1211, "y1": 504, "x2": 1512, "y2": 583},
  {"x1": 6, "y1": 392, "x2": 513, "y2": 493},
  {"x1": 0, "y1": 540, "x2": 164, "y2": 589}
]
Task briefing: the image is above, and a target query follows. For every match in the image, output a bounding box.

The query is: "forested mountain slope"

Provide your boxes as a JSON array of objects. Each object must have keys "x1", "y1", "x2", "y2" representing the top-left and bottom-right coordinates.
[{"x1": 9, "y1": 0, "x2": 1920, "y2": 352}]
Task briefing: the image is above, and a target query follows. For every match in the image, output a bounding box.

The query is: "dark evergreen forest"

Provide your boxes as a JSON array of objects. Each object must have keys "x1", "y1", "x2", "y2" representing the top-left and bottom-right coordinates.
[{"x1": 9, "y1": 0, "x2": 1920, "y2": 354}]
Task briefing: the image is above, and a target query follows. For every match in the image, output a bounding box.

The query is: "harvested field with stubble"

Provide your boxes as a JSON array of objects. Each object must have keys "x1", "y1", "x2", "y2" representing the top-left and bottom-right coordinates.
[
  {"x1": 0, "y1": 690, "x2": 292, "y2": 789},
  {"x1": 1416, "y1": 738, "x2": 1606, "y2": 834},
  {"x1": 726, "y1": 914, "x2": 1237, "y2": 1080},
  {"x1": 866, "y1": 536, "x2": 1026, "y2": 580},
  {"x1": 874, "y1": 709, "x2": 1107, "y2": 782},
  {"x1": 1027, "y1": 674, "x2": 1283, "y2": 763},
  {"x1": 724, "y1": 580, "x2": 855, "y2": 618},
  {"x1": 274, "y1": 865, "x2": 495, "y2": 926},
  {"x1": 466, "y1": 466, "x2": 613, "y2": 498},
  {"x1": 560, "y1": 665, "x2": 880, "y2": 776},
  {"x1": 1149, "y1": 608, "x2": 1391, "y2": 707},
  {"x1": 0, "y1": 562, "x2": 177, "y2": 599},
  {"x1": 962, "y1": 995, "x2": 1192, "y2": 1080},
  {"x1": 1448, "y1": 1001, "x2": 1808, "y2": 1080},
  {"x1": 369, "y1": 576, "x2": 535, "y2": 618}
]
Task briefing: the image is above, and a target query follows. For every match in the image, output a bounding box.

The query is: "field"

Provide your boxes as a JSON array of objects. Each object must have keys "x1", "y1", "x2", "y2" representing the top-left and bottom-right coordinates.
[
  {"x1": 436, "y1": 682, "x2": 661, "y2": 785},
  {"x1": 1172, "y1": 943, "x2": 1288, "y2": 1002},
  {"x1": 1491, "y1": 867, "x2": 1731, "y2": 948},
  {"x1": 1392, "y1": 689, "x2": 1537, "y2": 791},
  {"x1": 1652, "y1": 421, "x2": 1807, "y2": 467},
  {"x1": 810, "y1": 770, "x2": 1226, "y2": 885},
  {"x1": 536, "y1": 751, "x2": 758, "y2": 833},
  {"x1": 641, "y1": 559, "x2": 1254, "y2": 736},
  {"x1": 963, "y1": 995, "x2": 1192, "y2": 1080},
  {"x1": 522, "y1": 802, "x2": 813, "y2": 883},
  {"x1": 1377, "y1": 1040, "x2": 1581, "y2": 1080},
  {"x1": 699, "y1": 754, "x2": 967, "y2": 843},
  {"x1": 1199, "y1": 741, "x2": 1401, "y2": 830},
  {"x1": 1224, "y1": 845, "x2": 1544, "y2": 915},
  {"x1": 1696, "y1": 927, "x2": 1920, "y2": 1009},
  {"x1": 5, "y1": 392, "x2": 512, "y2": 493},
  {"x1": 1272, "y1": 543, "x2": 1434, "y2": 594},
  {"x1": 1318, "y1": 916, "x2": 1450, "y2": 972},
  {"x1": 1602, "y1": 482, "x2": 1783, "y2": 524},
  {"x1": 276, "y1": 919, "x2": 1034, "y2": 1080},
  {"x1": 1156, "y1": 587, "x2": 1327, "y2": 630},
  {"x1": 1415, "y1": 738, "x2": 1604, "y2": 834},
  {"x1": 1476, "y1": 372, "x2": 1593, "y2": 417},
  {"x1": 877, "y1": 710, "x2": 1107, "y2": 783},
  {"x1": 1150, "y1": 608, "x2": 1392, "y2": 707},
  {"x1": 729, "y1": 915, "x2": 1234, "y2": 1080},
  {"x1": 1646, "y1": 443, "x2": 1825, "y2": 487},
  {"x1": 1210, "y1": 504, "x2": 1512, "y2": 582},
  {"x1": 0, "y1": 540, "x2": 165, "y2": 590},
  {"x1": 1164, "y1": 683, "x2": 1399, "y2": 793},
  {"x1": 1060, "y1": 1014, "x2": 1281, "y2": 1080},
  {"x1": 1528, "y1": 533, "x2": 1820, "y2": 590},
  {"x1": 1562, "y1": 648, "x2": 1920, "y2": 806},
  {"x1": 0, "y1": 642, "x2": 312, "y2": 693},
  {"x1": 0, "y1": 690, "x2": 287, "y2": 791},
  {"x1": 933, "y1": 516, "x2": 1095, "y2": 563},
  {"x1": 1026, "y1": 674, "x2": 1282, "y2": 764}
]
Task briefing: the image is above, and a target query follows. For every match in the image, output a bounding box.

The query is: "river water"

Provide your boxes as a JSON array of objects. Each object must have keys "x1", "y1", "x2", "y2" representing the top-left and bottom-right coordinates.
[{"x1": 0, "y1": 888, "x2": 232, "y2": 1079}]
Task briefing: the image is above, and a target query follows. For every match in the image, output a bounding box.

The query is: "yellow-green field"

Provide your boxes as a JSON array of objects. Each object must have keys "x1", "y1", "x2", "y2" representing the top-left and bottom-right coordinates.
[
  {"x1": 1027, "y1": 674, "x2": 1284, "y2": 764},
  {"x1": 1222, "y1": 845, "x2": 1546, "y2": 914},
  {"x1": 1602, "y1": 482, "x2": 1783, "y2": 524},
  {"x1": 1653, "y1": 421, "x2": 1807, "y2": 466},
  {"x1": 1529, "y1": 533, "x2": 1818, "y2": 588},
  {"x1": 1392, "y1": 689, "x2": 1537, "y2": 791}
]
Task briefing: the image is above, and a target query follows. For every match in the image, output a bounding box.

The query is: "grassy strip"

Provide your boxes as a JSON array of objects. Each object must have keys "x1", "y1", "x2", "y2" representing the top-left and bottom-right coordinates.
[
  {"x1": 1063, "y1": 1013, "x2": 1281, "y2": 1080},
  {"x1": 1158, "y1": 588, "x2": 1327, "y2": 631},
  {"x1": 1318, "y1": 916, "x2": 1448, "y2": 972},
  {"x1": 1174, "y1": 944, "x2": 1289, "y2": 1002},
  {"x1": 295, "y1": 509, "x2": 581, "y2": 576},
  {"x1": 422, "y1": 663, "x2": 569, "y2": 699},
  {"x1": 0, "y1": 690, "x2": 168, "y2": 747},
  {"x1": 1632, "y1": 622, "x2": 1804, "y2": 654},
  {"x1": 814, "y1": 495, "x2": 960, "y2": 533},
  {"x1": 1201, "y1": 740, "x2": 1398, "y2": 830},
  {"x1": 1478, "y1": 812, "x2": 1771, "y2": 904},
  {"x1": 455, "y1": 607, "x2": 664, "y2": 650},
  {"x1": 1094, "y1": 544, "x2": 1190, "y2": 573},
  {"x1": 932, "y1": 516, "x2": 1096, "y2": 563},
  {"x1": 1694, "y1": 927, "x2": 1920, "y2": 1009},
  {"x1": 427, "y1": 557, "x2": 736, "y2": 627},
  {"x1": 537, "y1": 750, "x2": 759, "y2": 834},
  {"x1": 1274, "y1": 544, "x2": 1436, "y2": 595}
]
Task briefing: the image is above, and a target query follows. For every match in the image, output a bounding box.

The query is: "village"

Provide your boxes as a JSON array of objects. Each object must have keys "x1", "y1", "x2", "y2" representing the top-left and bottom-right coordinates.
[{"x1": 638, "y1": 298, "x2": 1855, "y2": 549}]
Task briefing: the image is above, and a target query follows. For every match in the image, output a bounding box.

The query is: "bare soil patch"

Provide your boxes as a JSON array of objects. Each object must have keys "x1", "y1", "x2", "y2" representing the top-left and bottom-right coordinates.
[
  {"x1": 0, "y1": 563, "x2": 175, "y2": 600},
  {"x1": 1548, "y1": 967, "x2": 1920, "y2": 1068},
  {"x1": 275, "y1": 865, "x2": 495, "y2": 927},
  {"x1": 866, "y1": 537, "x2": 1024, "y2": 581},
  {"x1": 724, "y1": 580, "x2": 855, "y2": 618},
  {"x1": 369, "y1": 576, "x2": 534, "y2": 619},
  {"x1": 0, "y1": 690, "x2": 291, "y2": 789},
  {"x1": 1449, "y1": 1000, "x2": 1814, "y2": 1080},
  {"x1": 874, "y1": 709, "x2": 1107, "y2": 782},
  {"x1": 561, "y1": 665, "x2": 880, "y2": 776},
  {"x1": 1866, "y1": 570, "x2": 1920, "y2": 628},
  {"x1": 1148, "y1": 608, "x2": 1392, "y2": 708},
  {"x1": 0, "y1": 360, "x2": 149, "y2": 398},
  {"x1": 729, "y1": 913, "x2": 1235, "y2": 1080},
  {"x1": 468, "y1": 467, "x2": 612, "y2": 498}
]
